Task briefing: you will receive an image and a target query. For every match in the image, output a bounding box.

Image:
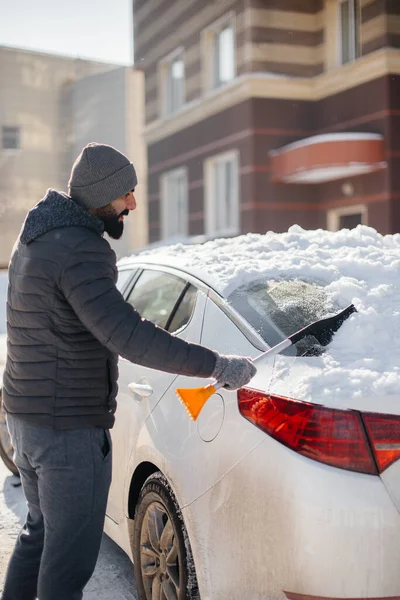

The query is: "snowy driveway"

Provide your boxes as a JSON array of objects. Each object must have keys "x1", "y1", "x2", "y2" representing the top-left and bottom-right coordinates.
[{"x1": 0, "y1": 459, "x2": 137, "y2": 599}]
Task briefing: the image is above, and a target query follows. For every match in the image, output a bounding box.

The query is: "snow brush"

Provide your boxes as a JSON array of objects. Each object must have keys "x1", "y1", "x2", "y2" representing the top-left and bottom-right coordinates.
[{"x1": 177, "y1": 304, "x2": 356, "y2": 421}]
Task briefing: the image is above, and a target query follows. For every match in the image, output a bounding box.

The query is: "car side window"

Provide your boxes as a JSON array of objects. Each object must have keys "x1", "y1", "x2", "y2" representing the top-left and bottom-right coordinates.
[
  {"x1": 117, "y1": 269, "x2": 137, "y2": 296},
  {"x1": 167, "y1": 284, "x2": 197, "y2": 334},
  {"x1": 126, "y1": 270, "x2": 188, "y2": 329}
]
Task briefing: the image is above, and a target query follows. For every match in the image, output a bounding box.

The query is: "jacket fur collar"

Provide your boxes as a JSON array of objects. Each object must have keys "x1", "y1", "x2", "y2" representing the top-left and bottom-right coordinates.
[{"x1": 20, "y1": 189, "x2": 104, "y2": 245}]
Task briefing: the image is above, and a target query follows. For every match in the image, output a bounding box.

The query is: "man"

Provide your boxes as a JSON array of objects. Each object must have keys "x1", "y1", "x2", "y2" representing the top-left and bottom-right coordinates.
[{"x1": 2, "y1": 143, "x2": 256, "y2": 600}]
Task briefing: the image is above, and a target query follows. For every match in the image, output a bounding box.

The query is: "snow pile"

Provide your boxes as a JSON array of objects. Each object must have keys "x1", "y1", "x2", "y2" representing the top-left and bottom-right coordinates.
[{"x1": 138, "y1": 225, "x2": 400, "y2": 402}]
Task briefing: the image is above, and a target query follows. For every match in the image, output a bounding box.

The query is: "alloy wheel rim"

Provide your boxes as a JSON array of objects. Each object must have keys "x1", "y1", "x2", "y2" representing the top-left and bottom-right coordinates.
[
  {"x1": 0, "y1": 401, "x2": 13, "y2": 461},
  {"x1": 140, "y1": 501, "x2": 180, "y2": 600}
]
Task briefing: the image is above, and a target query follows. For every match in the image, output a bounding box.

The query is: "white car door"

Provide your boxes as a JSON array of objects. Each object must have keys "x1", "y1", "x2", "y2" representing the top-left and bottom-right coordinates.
[
  {"x1": 143, "y1": 294, "x2": 269, "y2": 507},
  {"x1": 107, "y1": 267, "x2": 208, "y2": 524}
]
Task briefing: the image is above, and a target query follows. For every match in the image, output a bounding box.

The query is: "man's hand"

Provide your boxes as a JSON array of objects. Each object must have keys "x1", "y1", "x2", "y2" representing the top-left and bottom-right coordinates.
[{"x1": 212, "y1": 354, "x2": 257, "y2": 390}]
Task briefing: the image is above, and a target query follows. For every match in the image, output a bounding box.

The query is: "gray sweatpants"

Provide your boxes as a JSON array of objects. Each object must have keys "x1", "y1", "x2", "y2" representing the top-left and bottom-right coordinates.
[{"x1": 2, "y1": 414, "x2": 112, "y2": 600}]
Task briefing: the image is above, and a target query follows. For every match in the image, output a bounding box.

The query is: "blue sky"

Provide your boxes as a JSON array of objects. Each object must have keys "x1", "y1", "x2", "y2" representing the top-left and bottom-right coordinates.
[{"x1": 0, "y1": 0, "x2": 133, "y2": 65}]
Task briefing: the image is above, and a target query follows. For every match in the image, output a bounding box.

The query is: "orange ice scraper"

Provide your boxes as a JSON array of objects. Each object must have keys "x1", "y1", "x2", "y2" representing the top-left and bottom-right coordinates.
[{"x1": 176, "y1": 304, "x2": 356, "y2": 420}]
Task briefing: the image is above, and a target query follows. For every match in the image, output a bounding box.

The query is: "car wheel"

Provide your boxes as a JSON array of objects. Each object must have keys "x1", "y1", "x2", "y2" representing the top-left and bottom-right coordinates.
[
  {"x1": 0, "y1": 390, "x2": 18, "y2": 476},
  {"x1": 133, "y1": 472, "x2": 199, "y2": 600}
]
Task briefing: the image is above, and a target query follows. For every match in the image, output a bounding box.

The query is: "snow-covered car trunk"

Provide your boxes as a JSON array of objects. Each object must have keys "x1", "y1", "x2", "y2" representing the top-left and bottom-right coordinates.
[
  {"x1": 218, "y1": 228, "x2": 400, "y2": 518},
  {"x1": 241, "y1": 356, "x2": 400, "y2": 470},
  {"x1": 251, "y1": 356, "x2": 400, "y2": 515}
]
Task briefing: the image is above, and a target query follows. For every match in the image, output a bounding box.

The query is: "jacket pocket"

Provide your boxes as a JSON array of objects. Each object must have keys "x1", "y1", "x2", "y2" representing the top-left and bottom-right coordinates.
[
  {"x1": 90, "y1": 427, "x2": 112, "y2": 463},
  {"x1": 100, "y1": 428, "x2": 112, "y2": 460}
]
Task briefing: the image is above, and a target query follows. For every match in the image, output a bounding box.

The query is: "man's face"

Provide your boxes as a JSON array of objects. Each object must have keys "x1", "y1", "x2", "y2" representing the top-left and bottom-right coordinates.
[{"x1": 94, "y1": 190, "x2": 137, "y2": 240}]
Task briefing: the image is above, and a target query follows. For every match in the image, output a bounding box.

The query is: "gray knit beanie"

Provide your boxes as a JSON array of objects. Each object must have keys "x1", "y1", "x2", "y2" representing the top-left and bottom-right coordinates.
[{"x1": 68, "y1": 142, "x2": 138, "y2": 209}]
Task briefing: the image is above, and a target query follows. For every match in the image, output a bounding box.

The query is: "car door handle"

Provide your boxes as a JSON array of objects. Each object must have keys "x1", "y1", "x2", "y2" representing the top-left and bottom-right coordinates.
[{"x1": 128, "y1": 382, "x2": 154, "y2": 398}]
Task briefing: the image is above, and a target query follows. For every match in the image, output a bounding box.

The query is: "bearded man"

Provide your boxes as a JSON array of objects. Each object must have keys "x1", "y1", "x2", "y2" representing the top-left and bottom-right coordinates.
[{"x1": 1, "y1": 143, "x2": 256, "y2": 600}]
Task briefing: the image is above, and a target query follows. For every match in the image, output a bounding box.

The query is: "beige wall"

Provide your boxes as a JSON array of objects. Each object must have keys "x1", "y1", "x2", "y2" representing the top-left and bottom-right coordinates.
[
  {"x1": 0, "y1": 48, "x2": 148, "y2": 265},
  {"x1": 0, "y1": 46, "x2": 118, "y2": 265},
  {"x1": 70, "y1": 67, "x2": 148, "y2": 257},
  {"x1": 126, "y1": 69, "x2": 148, "y2": 252}
]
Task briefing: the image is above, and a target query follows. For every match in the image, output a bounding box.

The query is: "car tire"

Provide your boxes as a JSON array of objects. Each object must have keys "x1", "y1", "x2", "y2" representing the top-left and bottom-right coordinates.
[
  {"x1": 133, "y1": 472, "x2": 199, "y2": 600},
  {"x1": 0, "y1": 390, "x2": 18, "y2": 476}
]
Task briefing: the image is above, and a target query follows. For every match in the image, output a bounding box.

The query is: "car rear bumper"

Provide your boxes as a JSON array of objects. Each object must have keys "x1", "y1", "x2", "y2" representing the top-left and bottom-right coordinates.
[{"x1": 183, "y1": 436, "x2": 400, "y2": 600}]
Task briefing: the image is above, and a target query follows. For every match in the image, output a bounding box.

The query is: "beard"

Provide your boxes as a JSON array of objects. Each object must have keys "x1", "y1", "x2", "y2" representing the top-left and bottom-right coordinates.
[{"x1": 97, "y1": 207, "x2": 129, "y2": 240}]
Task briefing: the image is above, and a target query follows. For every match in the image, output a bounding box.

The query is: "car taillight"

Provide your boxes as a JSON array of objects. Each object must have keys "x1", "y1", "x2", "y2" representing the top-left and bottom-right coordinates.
[
  {"x1": 238, "y1": 388, "x2": 378, "y2": 475},
  {"x1": 363, "y1": 413, "x2": 400, "y2": 473}
]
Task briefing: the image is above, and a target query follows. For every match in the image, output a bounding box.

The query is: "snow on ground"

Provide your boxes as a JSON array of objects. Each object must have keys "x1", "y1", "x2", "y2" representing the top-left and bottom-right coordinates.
[{"x1": 136, "y1": 225, "x2": 400, "y2": 403}]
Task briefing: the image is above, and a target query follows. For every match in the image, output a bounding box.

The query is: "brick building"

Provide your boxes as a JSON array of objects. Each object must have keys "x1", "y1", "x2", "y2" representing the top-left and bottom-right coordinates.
[{"x1": 133, "y1": 0, "x2": 400, "y2": 243}]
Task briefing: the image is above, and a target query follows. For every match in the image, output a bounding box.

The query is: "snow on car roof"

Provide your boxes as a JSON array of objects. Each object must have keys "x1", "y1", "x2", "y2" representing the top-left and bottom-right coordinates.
[{"x1": 121, "y1": 225, "x2": 400, "y2": 403}]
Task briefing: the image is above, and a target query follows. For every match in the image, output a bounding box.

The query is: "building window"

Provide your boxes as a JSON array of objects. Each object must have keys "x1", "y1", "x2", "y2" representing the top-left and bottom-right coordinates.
[
  {"x1": 160, "y1": 49, "x2": 185, "y2": 117},
  {"x1": 214, "y1": 25, "x2": 235, "y2": 87},
  {"x1": 161, "y1": 168, "x2": 188, "y2": 240},
  {"x1": 2, "y1": 126, "x2": 20, "y2": 150},
  {"x1": 327, "y1": 204, "x2": 366, "y2": 230},
  {"x1": 205, "y1": 151, "x2": 239, "y2": 237},
  {"x1": 203, "y1": 13, "x2": 236, "y2": 91},
  {"x1": 339, "y1": 0, "x2": 360, "y2": 65}
]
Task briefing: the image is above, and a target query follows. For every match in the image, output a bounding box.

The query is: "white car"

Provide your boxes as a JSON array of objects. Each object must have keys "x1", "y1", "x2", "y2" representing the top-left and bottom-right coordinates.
[
  {"x1": 103, "y1": 232, "x2": 400, "y2": 600},
  {"x1": 2, "y1": 228, "x2": 400, "y2": 600},
  {"x1": 0, "y1": 269, "x2": 16, "y2": 475}
]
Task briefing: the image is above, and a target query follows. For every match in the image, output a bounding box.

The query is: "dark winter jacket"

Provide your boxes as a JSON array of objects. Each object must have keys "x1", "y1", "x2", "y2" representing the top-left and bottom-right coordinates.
[{"x1": 3, "y1": 189, "x2": 217, "y2": 429}]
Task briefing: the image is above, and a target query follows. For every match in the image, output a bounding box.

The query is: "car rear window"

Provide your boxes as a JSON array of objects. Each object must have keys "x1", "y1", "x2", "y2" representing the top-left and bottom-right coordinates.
[{"x1": 227, "y1": 278, "x2": 342, "y2": 356}]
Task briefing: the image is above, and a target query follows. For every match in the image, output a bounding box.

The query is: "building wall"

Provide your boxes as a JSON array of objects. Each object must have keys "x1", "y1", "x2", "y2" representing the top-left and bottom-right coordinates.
[
  {"x1": 136, "y1": 0, "x2": 400, "y2": 129},
  {"x1": 386, "y1": 73, "x2": 400, "y2": 231},
  {"x1": 126, "y1": 68, "x2": 148, "y2": 252},
  {"x1": 146, "y1": 96, "x2": 317, "y2": 242},
  {"x1": 135, "y1": 0, "x2": 327, "y2": 124},
  {"x1": 259, "y1": 73, "x2": 393, "y2": 234},
  {"x1": 135, "y1": 0, "x2": 400, "y2": 243},
  {"x1": 134, "y1": 0, "x2": 243, "y2": 124},
  {"x1": 361, "y1": 0, "x2": 400, "y2": 56},
  {"x1": 0, "y1": 47, "x2": 147, "y2": 266},
  {"x1": 243, "y1": 0, "x2": 325, "y2": 77},
  {"x1": 244, "y1": 0, "x2": 400, "y2": 76},
  {"x1": 70, "y1": 67, "x2": 148, "y2": 257},
  {"x1": 146, "y1": 60, "x2": 400, "y2": 241},
  {"x1": 136, "y1": 0, "x2": 400, "y2": 124},
  {"x1": 0, "y1": 46, "x2": 115, "y2": 266},
  {"x1": 387, "y1": 1, "x2": 400, "y2": 49}
]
